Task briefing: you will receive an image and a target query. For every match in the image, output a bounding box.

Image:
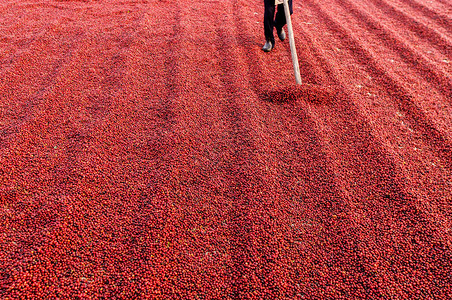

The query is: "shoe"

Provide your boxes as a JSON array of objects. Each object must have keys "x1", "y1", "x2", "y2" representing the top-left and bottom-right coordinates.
[
  {"x1": 262, "y1": 40, "x2": 274, "y2": 52},
  {"x1": 277, "y1": 28, "x2": 286, "y2": 41}
]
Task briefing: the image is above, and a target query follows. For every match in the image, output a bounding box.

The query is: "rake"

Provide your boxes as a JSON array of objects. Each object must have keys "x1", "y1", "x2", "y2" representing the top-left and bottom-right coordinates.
[{"x1": 279, "y1": 0, "x2": 301, "y2": 85}]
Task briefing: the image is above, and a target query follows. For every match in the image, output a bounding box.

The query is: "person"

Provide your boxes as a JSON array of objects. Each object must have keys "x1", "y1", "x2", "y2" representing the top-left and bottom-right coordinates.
[{"x1": 262, "y1": 0, "x2": 293, "y2": 52}]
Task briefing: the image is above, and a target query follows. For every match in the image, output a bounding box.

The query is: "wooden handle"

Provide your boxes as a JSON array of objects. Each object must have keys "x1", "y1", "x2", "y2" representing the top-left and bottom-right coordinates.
[{"x1": 283, "y1": 0, "x2": 302, "y2": 85}]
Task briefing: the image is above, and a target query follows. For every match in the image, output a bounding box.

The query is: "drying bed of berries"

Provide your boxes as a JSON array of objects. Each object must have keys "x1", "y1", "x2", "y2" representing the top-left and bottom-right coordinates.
[{"x1": 1, "y1": 0, "x2": 451, "y2": 298}]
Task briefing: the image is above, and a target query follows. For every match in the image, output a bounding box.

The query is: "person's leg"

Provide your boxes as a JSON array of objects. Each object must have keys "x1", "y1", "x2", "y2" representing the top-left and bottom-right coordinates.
[
  {"x1": 274, "y1": 0, "x2": 293, "y2": 32},
  {"x1": 264, "y1": 0, "x2": 276, "y2": 45}
]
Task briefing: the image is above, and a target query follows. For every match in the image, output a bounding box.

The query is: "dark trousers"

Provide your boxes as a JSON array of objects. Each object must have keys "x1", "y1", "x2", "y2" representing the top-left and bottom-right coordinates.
[{"x1": 264, "y1": 0, "x2": 293, "y2": 43}]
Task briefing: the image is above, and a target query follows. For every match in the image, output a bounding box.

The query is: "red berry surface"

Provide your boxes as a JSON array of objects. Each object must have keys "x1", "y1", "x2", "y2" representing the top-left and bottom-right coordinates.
[{"x1": 1, "y1": 0, "x2": 451, "y2": 298}]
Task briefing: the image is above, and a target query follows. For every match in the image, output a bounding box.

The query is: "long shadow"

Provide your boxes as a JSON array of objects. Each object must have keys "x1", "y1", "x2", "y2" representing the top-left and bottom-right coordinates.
[
  {"x1": 365, "y1": 0, "x2": 451, "y2": 55},
  {"x1": 211, "y1": 10, "x2": 336, "y2": 296},
  {"x1": 298, "y1": 4, "x2": 452, "y2": 294},
  {"x1": 213, "y1": 24, "x2": 276, "y2": 297},
  {"x1": 398, "y1": 0, "x2": 452, "y2": 32},
  {"x1": 337, "y1": 0, "x2": 452, "y2": 84},
  {"x1": 305, "y1": 0, "x2": 452, "y2": 170},
  {"x1": 229, "y1": 0, "x2": 452, "y2": 297},
  {"x1": 431, "y1": 0, "x2": 452, "y2": 9},
  {"x1": 216, "y1": 2, "x2": 422, "y2": 298},
  {"x1": 0, "y1": 26, "x2": 84, "y2": 145}
]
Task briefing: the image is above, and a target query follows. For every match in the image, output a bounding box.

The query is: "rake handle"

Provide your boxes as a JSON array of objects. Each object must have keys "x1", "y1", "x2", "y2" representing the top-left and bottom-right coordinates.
[{"x1": 283, "y1": 0, "x2": 302, "y2": 85}]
